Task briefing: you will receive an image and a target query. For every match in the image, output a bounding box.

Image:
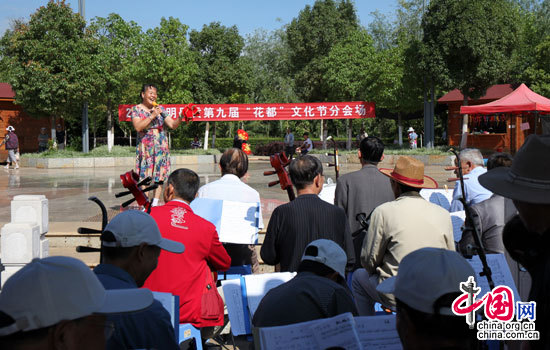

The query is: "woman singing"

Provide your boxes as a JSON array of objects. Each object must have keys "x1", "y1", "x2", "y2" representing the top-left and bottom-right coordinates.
[{"x1": 131, "y1": 84, "x2": 181, "y2": 206}]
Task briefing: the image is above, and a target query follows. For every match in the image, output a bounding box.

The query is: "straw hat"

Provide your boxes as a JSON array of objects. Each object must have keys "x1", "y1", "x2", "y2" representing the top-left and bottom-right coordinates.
[
  {"x1": 379, "y1": 156, "x2": 438, "y2": 189},
  {"x1": 479, "y1": 135, "x2": 550, "y2": 204}
]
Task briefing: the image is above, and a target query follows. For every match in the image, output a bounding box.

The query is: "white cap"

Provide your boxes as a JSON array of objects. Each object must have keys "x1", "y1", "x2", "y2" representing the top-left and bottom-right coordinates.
[
  {"x1": 301, "y1": 239, "x2": 347, "y2": 279},
  {"x1": 0, "y1": 256, "x2": 154, "y2": 335},
  {"x1": 377, "y1": 247, "x2": 475, "y2": 316},
  {"x1": 103, "y1": 210, "x2": 184, "y2": 253},
  {"x1": 407, "y1": 127, "x2": 415, "y2": 132},
  {"x1": 6, "y1": 126, "x2": 14, "y2": 131}
]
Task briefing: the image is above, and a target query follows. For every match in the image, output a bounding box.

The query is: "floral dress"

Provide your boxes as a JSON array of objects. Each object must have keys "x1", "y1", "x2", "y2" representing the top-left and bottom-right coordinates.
[{"x1": 131, "y1": 105, "x2": 170, "y2": 183}]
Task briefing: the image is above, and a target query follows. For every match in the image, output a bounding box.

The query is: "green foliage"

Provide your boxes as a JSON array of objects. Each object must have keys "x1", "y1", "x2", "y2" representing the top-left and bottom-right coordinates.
[
  {"x1": 286, "y1": 0, "x2": 359, "y2": 102},
  {"x1": 0, "y1": 1, "x2": 98, "y2": 122},
  {"x1": 525, "y1": 35, "x2": 550, "y2": 97},
  {"x1": 421, "y1": 0, "x2": 519, "y2": 99}
]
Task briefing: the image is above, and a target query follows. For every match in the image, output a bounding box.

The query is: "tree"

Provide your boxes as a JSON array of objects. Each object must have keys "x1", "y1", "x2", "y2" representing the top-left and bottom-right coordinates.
[
  {"x1": 189, "y1": 22, "x2": 252, "y2": 144},
  {"x1": 525, "y1": 35, "x2": 550, "y2": 97},
  {"x1": 421, "y1": 0, "x2": 519, "y2": 147},
  {"x1": 286, "y1": 0, "x2": 359, "y2": 102},
  {"x1": 89, "y1": 14, "x2": 144, "y2": 151},
  {"x1": 0, "y1": 1, "x2": 99, "y2": 139},
  {"x1": 140, "y1": 17, "x2": 197, "y2": 104}
]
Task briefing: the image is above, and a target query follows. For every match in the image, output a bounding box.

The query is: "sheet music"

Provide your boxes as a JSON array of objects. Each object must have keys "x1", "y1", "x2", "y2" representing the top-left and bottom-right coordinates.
[
  {"x1": 319, "y1": 183, "x2": 336, "y2": 204},
  {"x1": 310, "y1": 313, "x2": 362, "y2": 350},
  {"x1": 354, "y1": 315, "x2": 402, "y2": 349},
  {"x1": 451, "y1": 211, "x2": 465, "y2": 242},
  {"x1": 467, "y1": 254, "x2": 520, "y2": 301},
  {"x1": 219, "y1": 200, "x2": 260, "y2": 244},
  {"x1": 221, "y1": 279, "x2": 248, "y2": 336},
  {"x1": 420, "y1": 189, "x2": 453, "y2": 211},
  {"x1": 244, "y1": 272, "x2": 296, "y2": 318},
  {"x1": 259, "y1": 322, "x2": 318, "y2": 350},
  {"x1": 259, "y1": 313, "x2": 359, "y2": 350},
  {"x1": 191, "y1": 198, "x2": 260, "y2": 244}
]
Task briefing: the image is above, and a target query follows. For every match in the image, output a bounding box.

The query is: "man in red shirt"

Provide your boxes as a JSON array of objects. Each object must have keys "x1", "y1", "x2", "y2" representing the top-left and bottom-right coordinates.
[{"x1": 144, "y1": 168, "x2": 231, "y2": 336}]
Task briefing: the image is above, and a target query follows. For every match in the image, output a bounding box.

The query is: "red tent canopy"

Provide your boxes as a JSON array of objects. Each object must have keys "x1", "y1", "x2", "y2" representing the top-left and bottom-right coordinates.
[{"x1": 460, "y1": 84, "x2": 550, "y2": 115}]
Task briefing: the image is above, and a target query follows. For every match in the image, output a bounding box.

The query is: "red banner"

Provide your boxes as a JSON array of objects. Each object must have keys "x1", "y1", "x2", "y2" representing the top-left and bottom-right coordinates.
[{"x1": 118, "y1": 101, "x2": 375, "y2": 122}]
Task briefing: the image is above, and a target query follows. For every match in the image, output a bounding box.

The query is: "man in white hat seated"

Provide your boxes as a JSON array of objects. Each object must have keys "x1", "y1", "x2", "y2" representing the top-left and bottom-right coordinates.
[
  {"x1": 253, "y1": 239, "x2": 357, "y2": 327},
  {"x1": 479, "y1": 135, "x2": 550, "y2": 349},
  {"x1": 0, "y1": 256, "x2": 153, "y2": 350},
  {"x1": 449, "y1": 148, "x2": 492, "y2": 212},
  {"x1": 377, "y1": 247, "x2": 477, "y2": 349},
  {"x1": 352, "y1": 156, "x2": 455, "y2": 315},
  {"x1": 94, "y1": 210, "x2": 185, "y2": 350}
]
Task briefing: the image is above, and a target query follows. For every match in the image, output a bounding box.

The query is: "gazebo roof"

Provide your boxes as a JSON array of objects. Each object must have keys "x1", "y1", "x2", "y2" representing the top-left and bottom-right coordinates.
[
  {"x1": 438, "y1": 84, "x2": 514, "y2": 104},
  {"x1": 0, "y1": 83, "x2": 15, "y2": 100}
]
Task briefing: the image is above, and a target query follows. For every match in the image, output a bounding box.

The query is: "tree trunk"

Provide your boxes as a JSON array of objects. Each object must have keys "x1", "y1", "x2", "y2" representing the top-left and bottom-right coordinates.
[
  {"x1": 320, "y1": 120, "x2": 326, "y2": 149},
  {"x1": 107, "y1": 100, "x2": 114, "y2": 152},
  {"x1": 168, "y1": 132, "x2": 172, "y2": 149},
  {"x1": 211, "y1": 122, "x2": 216, "y2": 148},
  {"x1": 398, "y1": 113, "x2": 403, "y2": 146},
  {"x1": 346, "y1": 119, "x2": 352, "y2": 150},
  {"x1": 93, "y1": 130, "x2": 96, "y2": 149},
  {"x1": 460, "y1": 93, "x2": 469, "y2": 149},
  {"x1": 129, "y1": 132, "x2": 132, "y2": 147},
  {"x1": 204, "y1": 122, "x2": 210, "y2": 150},
  {"x1": 50, "y1": 115, "x2": 56, "y2": 147}
]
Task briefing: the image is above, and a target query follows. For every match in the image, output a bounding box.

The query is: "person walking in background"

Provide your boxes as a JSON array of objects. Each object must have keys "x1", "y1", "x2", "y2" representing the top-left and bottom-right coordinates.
[
  {"x1": 284, "y1": 128, "x2": 294, "y2": 159},
  {"x1": 1, "y1": 126, "x2": 19, "y2": 170},
  {"x1": 407, "y1": 127, "x2": 417, "y2": 149},
  {"x1": 56, "y1": 124, "x2": 65, "y2": 150},
  {"x1": 38, "y1": 127, "x2": 49, "y2": 152},
  {"x1": 131, "y1": 83, "x2": 182, "y2": 207}
]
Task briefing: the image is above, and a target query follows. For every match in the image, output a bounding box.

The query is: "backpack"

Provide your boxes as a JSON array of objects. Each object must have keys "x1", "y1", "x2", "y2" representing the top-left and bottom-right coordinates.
[{"x1": 5, "y1": 133, "x2": 18, "y2": 149}]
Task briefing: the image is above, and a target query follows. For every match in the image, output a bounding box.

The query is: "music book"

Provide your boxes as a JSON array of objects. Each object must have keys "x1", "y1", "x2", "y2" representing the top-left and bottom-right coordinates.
[
  {"x1": 420, "y1": 188, "x2": 453, "y2": 211},
  {"x1": 190, "y1": 197, "x2": 260, "y2": 244},
  {"x1": 222, "y1": 272, "x2": 297, "y2": 336},
  {"x1": 467, "y1": 253, "x2": 520, "y2": 301},
  {"x1": 255, "y1": 313, "x2": 402, "y2": 350}
]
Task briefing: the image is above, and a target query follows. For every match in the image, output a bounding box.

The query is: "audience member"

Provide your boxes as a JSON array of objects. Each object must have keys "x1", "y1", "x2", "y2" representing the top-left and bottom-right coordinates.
[
  {"x1": 253, "y1": 239, "x2": 357, "y2": 327},
  {"x1": 334, "y1": 136, "x2": 394, "y2": 270},
  {"x1": 458, "y1": 152, "x2": 516, "y2": 255},
  {"x1": 298, "y1": 132, "x2": 313, "y2": 155},
  {"x1": 261, "y1": 155, "x2": 354, "y2": 272},
  {"x1": 352, "y1": 156, "x2": 454, "y2": 315},
  {"x1": 479, "y1": 135, "x2": 550, "y2": 349},
  {"x1": 377, "y1": 247, "x2": 477, "y2": 349},
  {"x1": 38, "y1": 127, "x2": 49, "y2": 152},
  {"x1": 144, "y1": 168, "x2": 231, "y2": 340},
  {"x1": 190, "y1": 136, "x2": 201, "y2": 149},
  {"x1": 0, "y1": 256, "x2": 153, "y2": 350},
  {"x1": 198, "y1": 148, "x2": 263, "y2": 272},
  {"x1": 95, "y1": 210, "x2": 185, "y2": 350},
  {"x1": 56, "y1": 124, "x2": 65, "y2": 150},
  {"x1": 449, "y1": 148, "x2": 492, "y2": 212},
  {"x1": 407, "y1": 127, "x2": 417, "y2": 149},
  {"x1": 1, "y1": 126, "x2": 19, "y2": 169},
  {"x1": 284, "y1": 127, "x2": 295, "y2": 159}
]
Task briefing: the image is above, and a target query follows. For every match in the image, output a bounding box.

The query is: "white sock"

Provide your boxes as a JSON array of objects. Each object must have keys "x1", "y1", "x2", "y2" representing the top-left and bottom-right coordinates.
[{"x1": 152, "y1": 198, "x2": 159, "y2": 207}]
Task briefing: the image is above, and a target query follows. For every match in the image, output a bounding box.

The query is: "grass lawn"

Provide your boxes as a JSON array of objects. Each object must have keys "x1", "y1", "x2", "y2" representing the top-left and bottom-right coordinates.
[{"x1": 22, "y1": 145, "x2": 222, "y2": 158}]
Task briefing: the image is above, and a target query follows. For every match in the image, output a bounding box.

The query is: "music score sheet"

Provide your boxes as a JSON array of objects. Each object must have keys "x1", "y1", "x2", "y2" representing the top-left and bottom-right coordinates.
[
  {"x1": 420, "y1": 188, "x2": 453, "y2": 211},
  {"x1": 222, "y1": 272, "x2": 296, "y2": 336},
  {"x1": 190, "y1": 198, "x2": 260, "y2": 244},
  {"x1": 257, "y1": 313, "x2": 402, "y2": 350},
  {"x1": 467, "y1": 254, "x2": 520, "y2": 301}
]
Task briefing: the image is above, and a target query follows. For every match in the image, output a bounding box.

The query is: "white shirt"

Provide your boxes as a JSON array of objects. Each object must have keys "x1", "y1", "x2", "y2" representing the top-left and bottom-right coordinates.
[
  {"x1": 303, "y1": 138, "x2": 313, "y2": 151},
  {"x1": 198, "y1": 174, "x2": 263, "y2": 228}
]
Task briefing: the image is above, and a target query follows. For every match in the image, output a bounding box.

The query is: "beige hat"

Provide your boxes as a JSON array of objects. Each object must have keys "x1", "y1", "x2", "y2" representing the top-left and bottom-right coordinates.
[{"x1": 379, "y1": 156, "x2": 437, "y2": 189}]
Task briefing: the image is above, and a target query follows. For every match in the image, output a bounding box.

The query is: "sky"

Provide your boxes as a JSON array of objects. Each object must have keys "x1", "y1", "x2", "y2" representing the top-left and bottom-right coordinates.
[{"x1": 0, "y1": 0, "x2": 398, "y2": 38}]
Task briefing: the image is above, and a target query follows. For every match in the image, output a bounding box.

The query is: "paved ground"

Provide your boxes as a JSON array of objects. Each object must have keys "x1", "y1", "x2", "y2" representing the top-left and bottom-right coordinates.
[{"x1": 0, "y1": 159, "x2": 454, "y2": 227}]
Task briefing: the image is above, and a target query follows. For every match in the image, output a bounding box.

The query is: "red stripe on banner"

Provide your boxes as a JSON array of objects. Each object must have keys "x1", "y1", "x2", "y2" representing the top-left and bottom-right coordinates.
[{"x1": 118, "y1": 101, "x2": 375, "y2": 122}]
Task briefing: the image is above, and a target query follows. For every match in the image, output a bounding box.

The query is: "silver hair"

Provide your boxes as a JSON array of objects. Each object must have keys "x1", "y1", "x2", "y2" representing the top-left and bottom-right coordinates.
[{"x1": 459, "y1": 148, "x2": 484, "y2": 166}]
